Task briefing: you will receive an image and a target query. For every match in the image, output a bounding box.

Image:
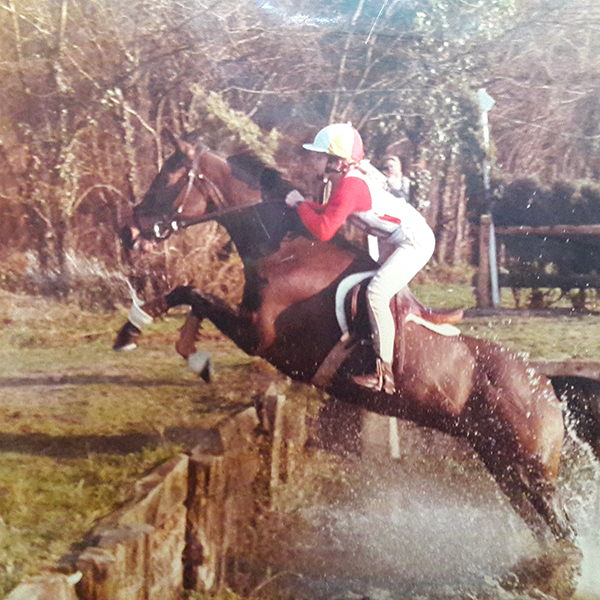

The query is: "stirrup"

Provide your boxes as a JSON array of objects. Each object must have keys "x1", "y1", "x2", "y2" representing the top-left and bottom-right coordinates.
[{"x1": 353, "y1": 359, "x2": 395, "y2": 395}]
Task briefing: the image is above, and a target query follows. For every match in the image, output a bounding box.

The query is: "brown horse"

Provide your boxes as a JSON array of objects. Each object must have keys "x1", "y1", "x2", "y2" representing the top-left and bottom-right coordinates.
[{"x1": 118, "y1": 133, "x2": 575, "y2": 544}]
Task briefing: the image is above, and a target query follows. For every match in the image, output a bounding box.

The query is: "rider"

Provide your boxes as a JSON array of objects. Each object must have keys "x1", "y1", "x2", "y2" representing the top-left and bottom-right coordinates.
[{"x1": 285, "y1": 123, "x2": 435, "y2": 394}]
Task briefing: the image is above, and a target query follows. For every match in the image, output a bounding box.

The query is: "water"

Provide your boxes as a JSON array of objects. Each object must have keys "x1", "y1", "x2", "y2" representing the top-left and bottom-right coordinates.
[
  {"x1": 252, "y1": 422, "x2": 600, "y2": 600},
  {"x1": 577, "y1": 534, "x2": 600, "y2": 599},
  {"x1": 561, "y1": 430, "x2": 600, "y2": 599}
]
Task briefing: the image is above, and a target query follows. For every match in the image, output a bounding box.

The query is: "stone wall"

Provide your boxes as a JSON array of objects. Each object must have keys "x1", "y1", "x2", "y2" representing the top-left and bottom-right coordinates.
[
  {"x1": 5, "y1": 405, "x2": 266, "y2": 600},
  {"x1": 6, "y1": 390, "x2": 440, "y2": 600}
]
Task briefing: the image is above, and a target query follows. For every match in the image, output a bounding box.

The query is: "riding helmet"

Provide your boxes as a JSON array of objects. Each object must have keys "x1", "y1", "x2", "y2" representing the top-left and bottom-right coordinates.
[{"x1": 303, "y1": 123, "x2": 364, "y2": 163}]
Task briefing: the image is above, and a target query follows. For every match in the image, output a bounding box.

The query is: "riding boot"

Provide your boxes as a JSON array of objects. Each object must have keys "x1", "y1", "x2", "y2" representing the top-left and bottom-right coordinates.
[
  {"x1": 353, "y1": 358, "x2": 396, "y2": 395},
  {"x1": 381, "y1": 361, "x2": 396, "y2": 395}
]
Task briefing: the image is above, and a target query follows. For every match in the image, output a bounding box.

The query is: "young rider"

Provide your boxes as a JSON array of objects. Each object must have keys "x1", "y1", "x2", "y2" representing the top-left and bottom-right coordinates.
[{"x1": 285, "y1": 123, "x2": 435, "y2": 394}]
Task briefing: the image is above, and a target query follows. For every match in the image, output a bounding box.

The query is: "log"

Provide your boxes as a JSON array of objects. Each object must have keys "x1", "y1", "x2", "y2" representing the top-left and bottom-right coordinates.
[
  {"x1": 530, "y1": 360, "x2": 600, "y2": 382},
  {"x1": 495, "y1": 224, "x2": 600, "y2": 236},
  {"x1": 498, "y1": 272, "x2": 600, "y2": 289}
]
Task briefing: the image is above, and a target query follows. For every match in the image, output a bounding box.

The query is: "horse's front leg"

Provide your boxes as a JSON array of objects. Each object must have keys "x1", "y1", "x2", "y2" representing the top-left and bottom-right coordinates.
[
  {"x1": 113, "y1": 295, "x2": 170, "y2": 351},
  {"x1": 113, "y1": 290, "x2": 214, "y2": 381},
  {"x1": 174, "y1": 313, "x2": 213, "y2": 382},
  {"x1": 175, "y1": 313, "x2": 202, "y2": 359},
  {"x1": 165, "y1": 286, "x2": 261, "y2": 355}
]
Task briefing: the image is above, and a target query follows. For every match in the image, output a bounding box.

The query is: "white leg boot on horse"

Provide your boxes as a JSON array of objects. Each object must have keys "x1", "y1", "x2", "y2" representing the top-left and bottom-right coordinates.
[{"x1": 176, "y1": 313, "x2": 213, "y2": 382}]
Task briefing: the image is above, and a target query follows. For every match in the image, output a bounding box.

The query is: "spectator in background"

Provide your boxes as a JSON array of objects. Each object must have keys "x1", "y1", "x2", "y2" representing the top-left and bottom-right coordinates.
[{"x1": 381, "y1": 155, "x2": 410, "y2": 201}]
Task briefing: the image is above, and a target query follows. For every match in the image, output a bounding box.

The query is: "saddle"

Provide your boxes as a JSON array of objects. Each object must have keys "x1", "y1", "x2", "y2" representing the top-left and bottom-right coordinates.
[
  {"x1": 347, "y1": 284, "x2": 463, "y2": 333},
  {"x1": 312, "y1": 275, "x2": 463, "y2": 388}
]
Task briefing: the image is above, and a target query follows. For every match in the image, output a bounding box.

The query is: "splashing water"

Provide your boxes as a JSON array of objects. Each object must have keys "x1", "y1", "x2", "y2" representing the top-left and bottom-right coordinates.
[
  {"x1": 249, "y1": 416, "x2": 600, "y2": 600},
  {"x1": 560, "y1": 427, "x2": 600, "y2": 599},
  {"x1": 258, "y1": 442, "x2": 551, "y2": 600}
]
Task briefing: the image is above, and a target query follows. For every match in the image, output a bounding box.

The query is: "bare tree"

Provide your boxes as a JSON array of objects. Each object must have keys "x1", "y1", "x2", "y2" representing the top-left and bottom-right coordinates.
[{"x1": 488, "y1": 0, "x2": 600, "y2": 184}]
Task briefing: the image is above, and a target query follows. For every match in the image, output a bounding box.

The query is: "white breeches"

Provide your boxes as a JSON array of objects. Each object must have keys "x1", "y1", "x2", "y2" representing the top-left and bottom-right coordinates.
[{"x1": 366, "y1": 224, "x2": 435, "y2": 364}]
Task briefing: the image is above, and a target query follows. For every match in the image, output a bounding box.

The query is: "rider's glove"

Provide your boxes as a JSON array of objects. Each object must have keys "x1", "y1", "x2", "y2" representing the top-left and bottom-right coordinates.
[{"x1": 285, "y1": 189, "x2": 305, "y2": 208}]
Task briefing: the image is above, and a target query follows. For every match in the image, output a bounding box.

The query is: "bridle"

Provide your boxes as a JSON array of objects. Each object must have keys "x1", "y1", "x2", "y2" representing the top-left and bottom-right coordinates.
[
  {"x1": 145, "y1": 147, "x2": 262, "y2": 242},
  {"x1": 176, "y1": 147, "x2": 226, "y2": 217}
]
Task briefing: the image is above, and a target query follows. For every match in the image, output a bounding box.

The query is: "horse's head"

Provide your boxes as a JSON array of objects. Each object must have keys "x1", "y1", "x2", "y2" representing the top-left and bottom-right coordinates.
[
  {"x1": 121, "y1": 131, "x2": 265, "y2": 251},
  {"x1": 121, "y1": 133, "x2": 210, "y2": 250},
  {"x1": 120, "y1": 131, "x2": 303, "y2": 252}
]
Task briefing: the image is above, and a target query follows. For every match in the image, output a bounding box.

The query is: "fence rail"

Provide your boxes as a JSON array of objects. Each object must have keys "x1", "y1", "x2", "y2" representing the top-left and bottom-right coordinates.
[
  {"x1": 495, "y1": 224, "x2": 600, "y2": 237},
  {"x1": 476, "y1": 215, "x2": 600, "y2": 307}
]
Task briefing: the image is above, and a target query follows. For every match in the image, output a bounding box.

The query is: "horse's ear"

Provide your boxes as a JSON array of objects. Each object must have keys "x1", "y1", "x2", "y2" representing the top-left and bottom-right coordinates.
[
  {"x1": 162, "y1": 129, "x2": 196, "y2": 161},
  {"x1": 163, "y1": 128, "x2": 179, "y2": 150},
  {"x1": 179, "y1": 139, "x2": 196, "y2": 161}
]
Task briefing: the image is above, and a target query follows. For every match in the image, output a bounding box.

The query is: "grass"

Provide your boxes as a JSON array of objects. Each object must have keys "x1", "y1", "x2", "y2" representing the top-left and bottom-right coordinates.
[
  {"x1": 0, "y1": 447, "x2": 178, "y2": 594},
  {"x1": 0, "y1": 289, "x2": 286, "y2": 598},
  {"x1": 2, "y1": 282, "x2": 600, "y2": 597},
  {"x1": 413, "y1": 281, "x2": 600, "y2": 360}
]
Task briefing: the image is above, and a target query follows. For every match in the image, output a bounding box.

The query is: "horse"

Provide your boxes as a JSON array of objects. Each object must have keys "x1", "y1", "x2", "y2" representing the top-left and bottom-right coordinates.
[{"x1": 117, "y1": 132, "x2": 576, "y2": 546}]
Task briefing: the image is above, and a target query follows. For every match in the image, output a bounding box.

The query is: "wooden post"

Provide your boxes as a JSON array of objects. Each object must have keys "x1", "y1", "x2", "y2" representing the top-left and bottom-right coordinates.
[
  {"x1": 477, "y1": 214, "x2": 492, "y2": 307},
  {"x1": 452, "y1": 174, "x2": 467, "y2": 264},
  {"x1": 389, "y1": 418, "x2": 401, "y2": 459},
  {"x1": 270, "y1": 394, "x2": 286, "y2": 492}
]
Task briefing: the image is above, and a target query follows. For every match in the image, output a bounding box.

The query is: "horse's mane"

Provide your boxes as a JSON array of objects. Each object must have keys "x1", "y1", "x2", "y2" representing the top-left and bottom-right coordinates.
[
  {"x1": 216, "y1": 196, "x2": 305, "y2": 263},
  {"x1": 225, "y1": 153, "x2": 375, "y2": 266},
  {"x1": 227, "y1": 153, "x2": 296, "y2": 202}
]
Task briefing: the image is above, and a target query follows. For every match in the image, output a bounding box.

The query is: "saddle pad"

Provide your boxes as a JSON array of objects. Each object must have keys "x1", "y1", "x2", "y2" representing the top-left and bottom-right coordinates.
[
  {"x1": 405, "y1": 313, "x2": 461, "y2": 337},
  {"x1": 335, "y1": 271, "x2": 461, "y2": 338},
  {"x1": 335, "y1": 270, "x2": 377, "y2": 336}
]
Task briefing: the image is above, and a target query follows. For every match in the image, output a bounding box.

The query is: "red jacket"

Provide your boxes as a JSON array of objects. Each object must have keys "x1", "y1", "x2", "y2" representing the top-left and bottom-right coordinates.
[{"x1": 297, "y1": 176, "x2": 371, "y2": 241}]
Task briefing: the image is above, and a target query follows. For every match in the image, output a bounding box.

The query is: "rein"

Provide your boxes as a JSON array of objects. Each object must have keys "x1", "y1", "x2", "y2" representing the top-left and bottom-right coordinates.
[
  {"x1": 140, "y1": 146, "x2": 281, "y2": 244},
  {"x1": 172, "y1": 199, "x2": 264, "y2": 231},
  {"x1": 165, "y1": 149, "x2": 264, "y2": 234}
]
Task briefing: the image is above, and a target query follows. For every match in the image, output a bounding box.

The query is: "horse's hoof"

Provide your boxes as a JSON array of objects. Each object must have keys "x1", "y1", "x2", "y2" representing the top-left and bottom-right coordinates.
[
  {"x1": 118, "y1": 343, "x2": 137, "y2": 351},
  {"x1": 113, "y1": 321, "x2": 142, "y2": 351},
  {"x1": 502, "y1": 539, "x2": 583, "y2": 600}
]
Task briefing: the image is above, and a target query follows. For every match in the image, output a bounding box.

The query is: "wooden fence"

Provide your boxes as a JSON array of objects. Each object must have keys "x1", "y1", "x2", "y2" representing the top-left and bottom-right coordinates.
[{"x1": 476, "y1": 214, "x2": 600, "y2": 307}]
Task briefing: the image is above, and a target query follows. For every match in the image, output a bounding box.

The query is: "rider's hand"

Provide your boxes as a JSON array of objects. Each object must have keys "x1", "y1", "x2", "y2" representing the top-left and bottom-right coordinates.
[{"x1": 285, "y1": 189, "x2": 305, "y2": 208}]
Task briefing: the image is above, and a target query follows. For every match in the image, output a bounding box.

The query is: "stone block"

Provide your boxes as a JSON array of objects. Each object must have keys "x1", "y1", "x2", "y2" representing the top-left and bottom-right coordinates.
[
  {"x1": 146, "y1": 505, "x2": 187, "y2": 600},
  {"x1": 6, "y1": 572, "x2": 80, "y2": 600},
  {"x1": 75, "y1": 525, "x2": 153, "y2": 600},
  {"x1": 185, "y1": 454, "x2": 227, "y2": 592},
  {"x1": 217, "y1": 408, "x2": 259, "y2": 454},
  {"x1": 116, "y1": 454, "x2": 189, "y2": 529}
]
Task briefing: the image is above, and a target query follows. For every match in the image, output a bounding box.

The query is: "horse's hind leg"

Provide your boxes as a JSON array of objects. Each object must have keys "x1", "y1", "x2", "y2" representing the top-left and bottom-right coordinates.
[
  {"x1": 492, "y1": 464, "x2": 582, "y2": 600},
  {"x1": 517, "y1": 464, "x2": 575, "y2": 543},
  {"x1": 466, "y1": 396, "x2": 574, "y2": 542}
]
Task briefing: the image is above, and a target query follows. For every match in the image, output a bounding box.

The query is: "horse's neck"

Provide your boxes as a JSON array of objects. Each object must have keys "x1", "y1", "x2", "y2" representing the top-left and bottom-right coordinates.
[
  {"x1": 246, "y1": 234, "x2": 374, "y2": 300},
  {"x1": 218, "y1": 202, "x2": 296, "y2": 262},
  {"x1": 202, "y1": 151, "x2": 261, "y2": 207}
]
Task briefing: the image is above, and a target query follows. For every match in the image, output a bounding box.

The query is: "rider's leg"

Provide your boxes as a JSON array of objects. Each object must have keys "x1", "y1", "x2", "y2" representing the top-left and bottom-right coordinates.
[{"x1": 354, "y1": 226, "x2": 435, "y2": 393}]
